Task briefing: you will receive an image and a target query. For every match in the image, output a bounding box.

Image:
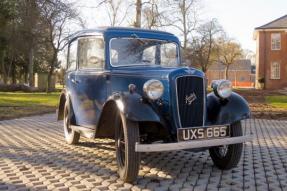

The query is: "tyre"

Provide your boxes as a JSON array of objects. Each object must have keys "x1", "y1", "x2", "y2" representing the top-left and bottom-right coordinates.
[
  {"x1": 63, "y1": 99, "x2": 80, "y2": 145},
  {"x1": 209, "y1": 121, "x2": 243, "y2": 170},
  {"x1": 115, "y1": 112, "x2": 140, "y2": 183}
]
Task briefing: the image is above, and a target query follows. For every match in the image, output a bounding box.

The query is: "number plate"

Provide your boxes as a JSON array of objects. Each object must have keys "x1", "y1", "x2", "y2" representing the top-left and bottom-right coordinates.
[{"x1": 177, "y1": 125, "x2": 230, "y2": 142}]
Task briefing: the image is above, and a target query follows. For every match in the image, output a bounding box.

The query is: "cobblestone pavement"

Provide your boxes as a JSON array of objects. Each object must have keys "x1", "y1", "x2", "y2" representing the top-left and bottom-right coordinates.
[{"x1": 0, "y1": 114, "x2": 287, "y2": 191}]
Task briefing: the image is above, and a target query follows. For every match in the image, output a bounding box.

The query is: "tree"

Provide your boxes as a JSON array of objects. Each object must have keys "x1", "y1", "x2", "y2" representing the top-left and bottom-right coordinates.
[
  {"x1": 97, "y1": 0, "x2": 131, "y2": 26},
  {"x1": 142, "y1": 0, "x2": 163, "y2": 29},
  {"x1": 19, "y1": 0, "x2": 41, "y2": 86},
  {"x1": 40, "y1": 0, "x2": 80, "y2": 92},
  {"x1": 188, "y1": 19, "x2": 223, "y2": 72},
  {"x1": 217, "y1": 38, "x2": 243, "y2": 79},
  {"x1": 0, "y1": 0, "x2": 17, "y2": 84},
  {"x1": 134, "y1": 0, "x2": 142, "y2": 27},
  {"x1": 164, "y1": 0, "x2": 200, "y2": 50}
]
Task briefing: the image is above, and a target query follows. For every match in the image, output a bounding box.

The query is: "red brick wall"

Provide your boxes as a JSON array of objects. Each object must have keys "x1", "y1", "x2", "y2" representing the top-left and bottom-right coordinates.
[{"x1": 256, "y1": 30, "x2": 287, "y2": 90}]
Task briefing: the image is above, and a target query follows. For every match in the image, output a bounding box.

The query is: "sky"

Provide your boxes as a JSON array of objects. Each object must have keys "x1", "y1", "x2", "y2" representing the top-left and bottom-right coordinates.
[
  {"x1": 202, "y1": 0, "x2": 287, "y2": 52},
  {"x1": 73, "y1": 0, "x2": 287, "y2": 52}
]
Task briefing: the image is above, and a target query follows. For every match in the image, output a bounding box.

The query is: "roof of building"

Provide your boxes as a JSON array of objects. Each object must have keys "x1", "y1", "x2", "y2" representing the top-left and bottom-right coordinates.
[
  {"x1": 255, "y1": 15, "x2": 287, "y2": 30},
  {"x1": 209, "y1": 59, "x2": 252, "y2": 71}
]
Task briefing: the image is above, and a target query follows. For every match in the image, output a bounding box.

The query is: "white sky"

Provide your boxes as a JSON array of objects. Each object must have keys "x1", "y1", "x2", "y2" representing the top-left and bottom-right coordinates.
[
  {"x1": 202, "y1": 0, "x2": 287, "y2": 52},
  {"x1": 73, "y1": 0, "x2": 287, "y2": 52}
]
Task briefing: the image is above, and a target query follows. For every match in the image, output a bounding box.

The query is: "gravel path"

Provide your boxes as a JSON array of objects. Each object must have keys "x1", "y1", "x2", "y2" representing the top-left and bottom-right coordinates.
[{"x1": 0, "y1": 114, "x2": 286, "y2": 191}]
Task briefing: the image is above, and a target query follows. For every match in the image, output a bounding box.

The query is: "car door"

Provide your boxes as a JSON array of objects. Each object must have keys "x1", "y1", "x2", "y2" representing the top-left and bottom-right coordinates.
[
  {"x1": 73, "y1": 36, "x2": 108, "y2": 128},
  {"x1": 66, "y1": 39, "x2": 80, "y2": 120}
]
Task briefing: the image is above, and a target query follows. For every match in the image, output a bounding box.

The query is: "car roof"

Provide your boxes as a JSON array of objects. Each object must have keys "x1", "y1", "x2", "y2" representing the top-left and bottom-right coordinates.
[{"x1": 70, "y1": 27, "x2": 177, "y2": 40}]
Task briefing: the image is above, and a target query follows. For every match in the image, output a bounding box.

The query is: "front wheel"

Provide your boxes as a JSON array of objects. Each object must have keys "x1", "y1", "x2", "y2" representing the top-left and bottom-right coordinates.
[
  {"x1": 115, "y1": 112, "x2": 140, "y2": 183},
  {"x1": 209, "y1": 121, "x2": 243, "y2": 170}
]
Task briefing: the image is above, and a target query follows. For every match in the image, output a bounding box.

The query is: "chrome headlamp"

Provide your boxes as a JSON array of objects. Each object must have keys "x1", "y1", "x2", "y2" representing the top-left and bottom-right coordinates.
[
  {"x1": 143, "y1": 79, "x2": 164, "y2": 100},
  {"x1": 211, "y1": 80, "x2": 232, "y2": 99}
]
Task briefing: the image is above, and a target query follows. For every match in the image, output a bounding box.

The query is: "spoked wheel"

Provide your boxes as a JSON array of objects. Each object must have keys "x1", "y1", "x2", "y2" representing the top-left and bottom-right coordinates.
[
  {"x1": 209, "y1": 121, "x2": 243, "y2": 170},
  {"x1": 63, "y1": 100, "x2": 80, "y2": 145},
  {"x1": 115, "y1": 112, "x2": 140, "y2": 183}
]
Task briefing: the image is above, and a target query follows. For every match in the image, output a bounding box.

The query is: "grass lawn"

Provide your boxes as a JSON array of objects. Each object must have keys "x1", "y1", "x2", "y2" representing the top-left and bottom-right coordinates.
[
  {"x1": 265, "y1": 96, "x2": 287, "y2": 110},
  {"x1": 0, "y1": 92, "x2": 60, "y2": 120}
]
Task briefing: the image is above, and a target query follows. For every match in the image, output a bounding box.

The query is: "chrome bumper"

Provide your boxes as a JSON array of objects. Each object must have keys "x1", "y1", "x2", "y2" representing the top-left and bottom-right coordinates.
[{"x1": 135, "y1": 135, "x2": 253, "y2": 152}]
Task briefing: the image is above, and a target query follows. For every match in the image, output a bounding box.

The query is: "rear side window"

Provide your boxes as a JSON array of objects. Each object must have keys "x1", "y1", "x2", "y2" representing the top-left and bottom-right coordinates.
[
  {"x1": 78, "y1": 38, "x2": 105, "y2": 69},
  {"x1": 67, "y1": 40, "x2": 78, "y2": 71}
]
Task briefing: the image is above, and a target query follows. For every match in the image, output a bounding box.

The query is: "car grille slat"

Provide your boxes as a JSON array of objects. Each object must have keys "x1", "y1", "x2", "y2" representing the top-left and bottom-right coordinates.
[{"x1": 176, "y1": 76, "x2": 204, "y2": 127}]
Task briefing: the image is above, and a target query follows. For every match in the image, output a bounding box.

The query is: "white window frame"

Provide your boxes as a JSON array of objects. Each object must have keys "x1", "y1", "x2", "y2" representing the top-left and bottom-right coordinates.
[
  {"x1": 270, "y1": 61, "x2": 280, "y2": 80},
  {"x1": 271, "y1": 33, "x2": 281, "y2": 50}
]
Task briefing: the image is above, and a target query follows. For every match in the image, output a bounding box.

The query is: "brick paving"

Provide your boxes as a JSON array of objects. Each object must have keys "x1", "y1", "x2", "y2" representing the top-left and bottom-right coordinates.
[{"x1": 0, "y1": 114, "x2": 286, "y2": 191}]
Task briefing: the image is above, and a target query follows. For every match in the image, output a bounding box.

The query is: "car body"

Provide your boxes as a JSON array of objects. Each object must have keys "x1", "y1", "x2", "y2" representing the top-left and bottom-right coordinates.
[{"x1": 57, "y1": 27, "x2": 252, "y2": 182}]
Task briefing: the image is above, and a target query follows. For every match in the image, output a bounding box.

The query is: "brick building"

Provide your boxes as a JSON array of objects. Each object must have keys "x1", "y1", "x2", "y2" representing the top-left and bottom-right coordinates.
[
  {"x1": 254, "y1": 15, "x2": 287, "y2": 89},
  {"x1": 206, "y1": 59, "x2": 255, "y2": 88}
]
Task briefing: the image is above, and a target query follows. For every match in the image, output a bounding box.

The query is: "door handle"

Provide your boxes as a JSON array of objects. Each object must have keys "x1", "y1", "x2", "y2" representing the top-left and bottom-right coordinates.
[{"x1": 71, "y1": 78, "x2": 80, "y2": 84}]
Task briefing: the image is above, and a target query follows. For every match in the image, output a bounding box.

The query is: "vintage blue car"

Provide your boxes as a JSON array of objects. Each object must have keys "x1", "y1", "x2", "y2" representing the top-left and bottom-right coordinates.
[{"x1": 57, "y1": 27, "x2": 252, "y2": 182}]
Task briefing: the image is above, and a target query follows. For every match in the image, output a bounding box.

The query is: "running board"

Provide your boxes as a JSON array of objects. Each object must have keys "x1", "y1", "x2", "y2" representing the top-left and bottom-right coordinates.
[{"x1": 71, "y1": 125, "x2": 95, "y2": 139}]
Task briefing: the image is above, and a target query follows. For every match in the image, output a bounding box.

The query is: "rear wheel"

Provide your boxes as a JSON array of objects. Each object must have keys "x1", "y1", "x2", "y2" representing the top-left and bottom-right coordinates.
[
  {"x1": 115, "y1": 112, "x2": 140, "y2": 183},
  {"x1": 209, "y1": 121, "x2": 243, "y2": 170},
  {"x1": 63, "y1": 100, "x2": 80, "y2": 145}
]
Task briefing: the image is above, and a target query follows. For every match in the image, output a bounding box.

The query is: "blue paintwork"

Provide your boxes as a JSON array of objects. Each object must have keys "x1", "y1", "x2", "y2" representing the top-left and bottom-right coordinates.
[
  {"x1": 206, "y1": 92, "x2": 251, "y2": 125},
  {"x1": 60, "y1": 27, "x2": 250, "y2": 138}
]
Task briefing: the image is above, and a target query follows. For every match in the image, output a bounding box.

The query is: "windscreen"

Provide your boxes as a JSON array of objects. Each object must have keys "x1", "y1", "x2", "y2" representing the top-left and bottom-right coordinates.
[{"x1": 110, "y1": 38, "x2": 179, "y2": 67}]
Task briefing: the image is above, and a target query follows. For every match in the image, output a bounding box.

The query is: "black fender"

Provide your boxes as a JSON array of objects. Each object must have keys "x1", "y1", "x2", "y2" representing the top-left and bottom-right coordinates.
[
  {"x1": 57, "y1": 89, "x2": 66, "y2": 120},
  {"x1": 57, "y1": 89, "x2": 71, "y2": 121},
  {"x1": 95, "y1": 92, "x2": 164, "y2": 138},
  {"x1": 206, "y1": 92, "x2": 250, "y2": 125},
  {"x1": 107, "y1": 92, "x2": 161, "y2": 122}
]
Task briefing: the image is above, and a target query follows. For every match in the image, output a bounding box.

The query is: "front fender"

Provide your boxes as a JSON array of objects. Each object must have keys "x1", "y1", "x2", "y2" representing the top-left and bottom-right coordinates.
[
  {"x1": 206, "y1": 92, "x2": 250, "y2": 125},
  {"x1": 108, "y1": 92, "x2": 161, "y2": 122},
  {"x1": 95, "y1": 92, "x2": 163, "y2": 138}
]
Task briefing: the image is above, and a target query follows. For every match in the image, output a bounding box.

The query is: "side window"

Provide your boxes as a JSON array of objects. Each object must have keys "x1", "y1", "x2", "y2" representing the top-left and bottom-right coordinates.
[
  {"x1": 78, "y1": 38, "x2": 105, "y2": 69},
  {"x1": 271, "y1": 33, "x2": 281, "y2": 50},
  {"x1": 67, "y1": 40, "x2": 78, "y2": 71},
  {"x1": 270, "y1": 61, "x2": 280, "y2": 79}
]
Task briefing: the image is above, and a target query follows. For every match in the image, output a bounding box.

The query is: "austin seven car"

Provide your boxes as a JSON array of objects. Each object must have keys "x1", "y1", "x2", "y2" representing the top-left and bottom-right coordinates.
[{"x1": 57, "y1": 27, "x2": 252, "y2": 183}]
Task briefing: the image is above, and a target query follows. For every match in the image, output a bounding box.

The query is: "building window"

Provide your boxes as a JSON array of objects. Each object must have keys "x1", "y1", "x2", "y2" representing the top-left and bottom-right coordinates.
[
  {"x1": 271, "y1": 33, "x2": 281, "y2": 50},
  {"x1": 270, "y1": 62, "x2": 280, "y2": 79}
]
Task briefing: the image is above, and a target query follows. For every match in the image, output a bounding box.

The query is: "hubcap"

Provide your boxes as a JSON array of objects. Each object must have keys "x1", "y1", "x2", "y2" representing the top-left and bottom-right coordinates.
[{"x1": 218, "y1": 145, "x2": 228, "y2": 157}]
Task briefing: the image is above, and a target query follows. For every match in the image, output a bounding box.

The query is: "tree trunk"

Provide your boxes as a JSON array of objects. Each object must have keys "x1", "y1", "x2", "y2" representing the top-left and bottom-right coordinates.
[
  {"x1": 28, "y1": 48, "x2": 34, "y2": 87},
  {"x1": 47, "y1": 52, "x2": 57, "y2": 92},
  {"x1": 224, "y1": 65, "x2": 229, "y2": 80},
  {"x1": 47, "y1": 71, "x2": 52, "y2": 93},
  {"x1": 11, "y1": 62, "x2": 16, "y2": 84},
  {"x1": 24, "y1": 66, "x2": 28, "y2": 84},
  {"x1": 0, "y1": 50, "x2": 8, "y2": 84},
  {"x1": 135, "y1": 0, "x2": 142, "y2": 28},
  {"x1": 202, "y1": 65, "x2": 207, "y2": 73},
  {"x1": 182, "y1": 0, "x2": 187, "y2": 50}
]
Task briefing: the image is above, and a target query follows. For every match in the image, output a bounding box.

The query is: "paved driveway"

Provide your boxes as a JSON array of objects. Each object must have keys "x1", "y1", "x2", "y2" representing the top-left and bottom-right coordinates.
[{"x1": 0, "y1": 114, "x2": 286, "y2": 191}]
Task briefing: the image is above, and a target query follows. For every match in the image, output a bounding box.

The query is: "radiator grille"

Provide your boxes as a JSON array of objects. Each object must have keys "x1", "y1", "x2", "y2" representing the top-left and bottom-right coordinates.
[{"x1": 176, "y1": 76, "x2": 204, "y2": 127}]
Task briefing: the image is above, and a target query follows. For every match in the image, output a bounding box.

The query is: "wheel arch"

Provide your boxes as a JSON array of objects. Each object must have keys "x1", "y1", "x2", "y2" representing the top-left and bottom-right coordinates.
[
  {"x1": 95, "y1": 100, "x2": 119, "y2": 138},
  {"x1": 206, "y1": 92, "x2": 251, "y2": 125},
  {"x1": 95, "y1": 93, "x2": 169, "y2": 139},
  {"x1": 57, "y1": 90, "x2": 67, "y2": 121}
]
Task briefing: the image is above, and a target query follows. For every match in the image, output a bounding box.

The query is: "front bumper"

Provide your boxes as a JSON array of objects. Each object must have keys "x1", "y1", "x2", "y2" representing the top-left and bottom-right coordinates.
[{"x1": 135, "y1": 135, "x2": 252, "y2": 152}]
